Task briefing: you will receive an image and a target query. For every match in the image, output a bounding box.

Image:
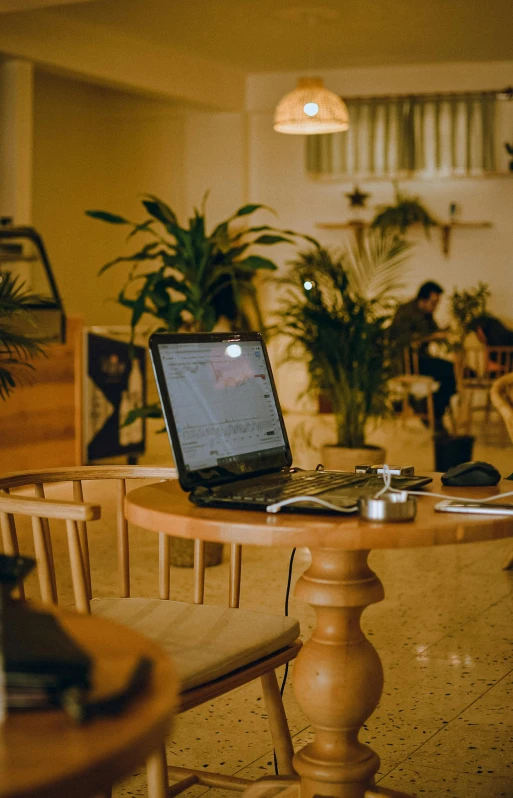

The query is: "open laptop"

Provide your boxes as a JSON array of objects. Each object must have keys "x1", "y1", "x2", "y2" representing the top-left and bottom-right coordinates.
[{"x1": 149, "y1": 331, "x2": 432, "y2": 514}]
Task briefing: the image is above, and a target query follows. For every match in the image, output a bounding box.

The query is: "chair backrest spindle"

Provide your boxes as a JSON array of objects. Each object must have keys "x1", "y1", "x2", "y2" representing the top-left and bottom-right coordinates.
[
  {"x1": 229, "y1": 544, "x2": 242, "y2": 609},
  {"x1": 33, "y1": 483, "x2": 58, "y2": 602},
  {"x1": 158, "y1": 532, "x2": 171, "y2": 600},
  {"x1": 0, "y1": 497, "x2": 25, "y2": 600},
  {"x1": 116, "y1": 478, "x2": 130, "y2": 598},
  {"x1": 31, "y1": 513, "x2": 57, "y2": 606},
  {"x1": 193, "y1": 540, "x2": 205, "y2": 604},
  {"x1": 73, "y1": 480, "x2": 92, "y2": 600},
  {"x1": 65, "y1": 518, "x2": 90, "y2": 614}
]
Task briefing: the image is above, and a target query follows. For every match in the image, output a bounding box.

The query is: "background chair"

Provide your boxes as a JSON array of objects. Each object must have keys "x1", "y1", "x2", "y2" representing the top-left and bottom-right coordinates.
[
  {"x1": 389, "y1": 345, "x2": 437, "y2": 433},
  {"x1": 456, "y1": 344, "x2": 513, "y2": 434},
  {"x1": 490, "y1": 374, "x2": 513, "y2": 570},
  {"x1": 0, "y1": 466, "x2": 301, "y2": 797}
]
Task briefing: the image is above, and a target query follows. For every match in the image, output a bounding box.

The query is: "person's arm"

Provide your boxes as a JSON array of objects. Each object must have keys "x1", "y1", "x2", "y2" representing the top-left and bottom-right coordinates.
[{"x1": 426, "y1": 330, "x2": 449, "y2": 341}]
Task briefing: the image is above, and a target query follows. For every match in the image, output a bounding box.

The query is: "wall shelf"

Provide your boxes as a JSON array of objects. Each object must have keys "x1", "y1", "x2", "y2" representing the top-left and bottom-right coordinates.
[{"x1": 316, "y1": 219, "x2": 493, "y2": 255}]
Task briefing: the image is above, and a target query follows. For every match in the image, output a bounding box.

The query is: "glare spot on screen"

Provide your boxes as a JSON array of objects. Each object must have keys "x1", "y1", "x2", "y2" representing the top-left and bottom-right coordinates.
[{"x1": 225, "y1": 344, "x2": 242, "y2": 358}]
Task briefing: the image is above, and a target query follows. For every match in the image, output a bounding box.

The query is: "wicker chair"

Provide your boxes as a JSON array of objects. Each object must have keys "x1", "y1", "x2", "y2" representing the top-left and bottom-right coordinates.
[{"x1": 389, "y1": 345, "x2": 437, "y2": 433}]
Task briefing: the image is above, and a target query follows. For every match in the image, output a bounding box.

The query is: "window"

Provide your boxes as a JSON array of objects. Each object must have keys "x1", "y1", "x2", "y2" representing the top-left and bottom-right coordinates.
[{"x1": 306, "y1": 93, "x2": 500, "y2": 179}]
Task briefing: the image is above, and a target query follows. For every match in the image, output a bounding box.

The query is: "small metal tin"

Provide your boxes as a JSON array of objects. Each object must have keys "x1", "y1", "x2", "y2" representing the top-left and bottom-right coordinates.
[{"x1": 358, "y1": 491, "x2": 417, "y2": 522}]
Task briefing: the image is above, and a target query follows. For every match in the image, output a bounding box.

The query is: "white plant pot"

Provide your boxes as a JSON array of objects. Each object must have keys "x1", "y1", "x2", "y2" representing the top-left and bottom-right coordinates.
[{"x1": 321, "y1": 444, "x2": 387, "y2": 472}]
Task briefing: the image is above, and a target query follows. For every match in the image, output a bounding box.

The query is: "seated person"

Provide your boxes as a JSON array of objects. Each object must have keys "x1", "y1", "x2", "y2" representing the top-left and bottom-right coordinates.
[
  {"x1": 390, "y1": 281, "x2": 456, "y2": 433},
  {"x1": 472, "y1": 314, "x2": 513, "y2": 347}
]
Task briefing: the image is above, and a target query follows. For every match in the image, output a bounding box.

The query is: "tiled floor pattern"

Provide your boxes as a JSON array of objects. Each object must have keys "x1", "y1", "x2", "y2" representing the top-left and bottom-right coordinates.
[{"x1": 10, "y1": 412, "x2": 513, "y2": 798}]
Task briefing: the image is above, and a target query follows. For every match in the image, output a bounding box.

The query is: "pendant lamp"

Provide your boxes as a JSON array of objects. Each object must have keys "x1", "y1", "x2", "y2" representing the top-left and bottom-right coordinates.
[{"x1": 273, "y1": 77, "x2": 349, "y2": 135}]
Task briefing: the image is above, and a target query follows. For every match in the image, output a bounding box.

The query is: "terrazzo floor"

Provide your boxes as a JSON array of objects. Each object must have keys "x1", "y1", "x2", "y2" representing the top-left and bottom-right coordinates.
[{"x1": 10, "y1": 411, "x2": 513, "y2": 798}]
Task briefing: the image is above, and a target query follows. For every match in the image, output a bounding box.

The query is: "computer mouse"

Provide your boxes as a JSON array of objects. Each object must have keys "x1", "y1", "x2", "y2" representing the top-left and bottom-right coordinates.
[{"x1": 441, "y1": 461, "x2": 501, "y2": 487}]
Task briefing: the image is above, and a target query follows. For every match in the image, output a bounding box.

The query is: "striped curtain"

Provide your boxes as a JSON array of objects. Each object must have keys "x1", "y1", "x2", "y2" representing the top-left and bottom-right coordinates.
[{"x1": 306, "y1": 93, "x2": 497, "y2": 179}]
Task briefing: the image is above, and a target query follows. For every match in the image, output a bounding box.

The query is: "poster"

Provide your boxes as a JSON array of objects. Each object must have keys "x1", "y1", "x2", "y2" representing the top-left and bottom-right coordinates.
[{"x1": 85, "y1": 332, "x2": 146, "y2": 462}]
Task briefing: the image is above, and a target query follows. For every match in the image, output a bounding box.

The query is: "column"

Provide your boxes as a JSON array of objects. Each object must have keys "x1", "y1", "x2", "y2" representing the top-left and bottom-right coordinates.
[{"x1": 0, "y1": 58, "x2": 34, "y2": 224}]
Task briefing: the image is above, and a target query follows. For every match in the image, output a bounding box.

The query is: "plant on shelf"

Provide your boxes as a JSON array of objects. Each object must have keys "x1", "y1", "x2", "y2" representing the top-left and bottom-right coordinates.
[
  {"x1": 371, "y1": 185, "x2": 438, "y2": 237},
  {"x1": 0, "y1": 271, "x2": 47, "y2": 400},
  {"x1": 449, "y1": 281, "x2": 490, "y2": 346},
  {"x1": 272, "y1": 229, "x2": 411, "y2": 462},
  {"x1": 86, "y1": 193, "x2": 312, "y2": 425}
]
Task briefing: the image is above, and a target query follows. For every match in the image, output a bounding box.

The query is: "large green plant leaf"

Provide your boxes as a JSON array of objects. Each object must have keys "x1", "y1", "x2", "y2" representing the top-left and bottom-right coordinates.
[
  {"x1": 253, "y1": 234, "x2": 294, "y2": 245},
  {"x1": 142, "y1": 197, "x2": 197, "y2": 266},
  {"x1": 237, "y1": 255, "x2": 278, "y2": 271},
  {"x1": 126, "y1": 219, "x2": 155, "y2": 240},
  {"x1": 98, "y1": 242, "x2": 161, "y2": 275},
  {"x1": 120, "y1": 403, "x2": 164, "y2": 427},
  {"x1": 142, "y1": 196, "x2": 178, "y2": 227},
  {"x1": 235, "y1": 203, "x2": 273, "y2": 217},
  {"x1": 86, "y1": 210, "x2": 130, "y2": 225},
  {"x1": 209, "y1": 204, "x2": 275, "y2": 241}
]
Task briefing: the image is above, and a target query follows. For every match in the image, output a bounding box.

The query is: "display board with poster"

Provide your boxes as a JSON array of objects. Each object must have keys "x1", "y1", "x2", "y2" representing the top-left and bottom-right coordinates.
[{"x1": 85, "y1": 331, "x2": 146, "y2": 462}]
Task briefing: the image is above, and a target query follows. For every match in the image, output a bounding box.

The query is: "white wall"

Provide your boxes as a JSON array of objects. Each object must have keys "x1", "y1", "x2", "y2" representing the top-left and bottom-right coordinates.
[
  {"x1": 246, "y1": 61, "x2": 513, "y2": 405},
  {"x1": 183, "y1": 111, "x2": 247, "y2": 225},
  {"x1": 32, "y1": 69, "x2": 186, "y2": 325}
]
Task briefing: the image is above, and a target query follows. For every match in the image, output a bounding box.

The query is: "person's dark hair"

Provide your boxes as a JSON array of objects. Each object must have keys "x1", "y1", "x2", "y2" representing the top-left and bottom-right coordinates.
[{"x1": 416, "y1": 281, "x2": 444, "y2": 300}]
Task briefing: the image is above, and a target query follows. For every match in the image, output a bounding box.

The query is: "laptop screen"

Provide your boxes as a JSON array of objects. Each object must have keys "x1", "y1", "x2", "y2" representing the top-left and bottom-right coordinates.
[{"x1": 150, "y1": 332, "x2": 292, "y2": 490}]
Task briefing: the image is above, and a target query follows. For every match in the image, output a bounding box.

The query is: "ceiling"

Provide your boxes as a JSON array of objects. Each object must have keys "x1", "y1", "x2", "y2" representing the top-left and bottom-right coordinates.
[
  {"x1": 20, "y1": 0, "x2": 513, "y2": 72},
  {"x1": 0, "y1": 0, "x2": 93, "y2": 12}
]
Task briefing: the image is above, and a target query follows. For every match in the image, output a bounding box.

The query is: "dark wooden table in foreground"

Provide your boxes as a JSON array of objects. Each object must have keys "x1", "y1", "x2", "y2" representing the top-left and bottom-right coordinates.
[{"x1": 0, "y1": 608, "x2": 178, "y2": 798}]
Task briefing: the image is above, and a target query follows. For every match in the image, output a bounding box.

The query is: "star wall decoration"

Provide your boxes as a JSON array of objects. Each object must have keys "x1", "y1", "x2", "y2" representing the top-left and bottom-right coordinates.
[{"x1": 345, "y1": 186, "x2": 370, "y2": 208}]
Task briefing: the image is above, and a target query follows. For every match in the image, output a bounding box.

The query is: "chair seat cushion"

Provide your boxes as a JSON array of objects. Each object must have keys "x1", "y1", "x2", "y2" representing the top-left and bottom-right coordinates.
[{"x1": 91, "y1": 598, "x2": 299, "y2": 691}]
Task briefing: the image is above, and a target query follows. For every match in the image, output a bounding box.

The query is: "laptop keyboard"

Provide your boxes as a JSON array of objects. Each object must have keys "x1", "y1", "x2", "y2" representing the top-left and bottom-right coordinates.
[{"x1": 213, "y1": 471, "x2": 367, "y2": 504}]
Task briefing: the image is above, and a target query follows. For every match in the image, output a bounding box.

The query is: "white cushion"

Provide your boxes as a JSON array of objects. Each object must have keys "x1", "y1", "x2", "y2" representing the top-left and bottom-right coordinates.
[{"x1": 91, "y1": 598, "x2": 299, "y2": 691}]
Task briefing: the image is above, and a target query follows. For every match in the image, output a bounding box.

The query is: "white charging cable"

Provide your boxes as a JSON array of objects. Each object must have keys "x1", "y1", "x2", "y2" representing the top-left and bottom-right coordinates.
[
  {"x1": 265, "y1": 464, "x2": 513, "y2": 515},
  {"x1": 376, "y1": 463, "x2": 513, "y2": 504},
  {"x1": 266, "y1": 496, "x2": 358, "y2": 514}
]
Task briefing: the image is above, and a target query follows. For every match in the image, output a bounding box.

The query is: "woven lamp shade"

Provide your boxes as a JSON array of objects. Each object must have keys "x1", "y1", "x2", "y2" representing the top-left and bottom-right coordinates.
[{"x1": 273, "y1": 77, "x2": 349, "y2": 135}]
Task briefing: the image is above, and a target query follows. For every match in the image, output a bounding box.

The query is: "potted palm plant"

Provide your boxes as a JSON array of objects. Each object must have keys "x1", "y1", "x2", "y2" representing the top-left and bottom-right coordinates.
[
  {"x1": 273, "y1": 230, "x2": 411, "y2": 470},
  {"x1": 0, "y1": 271, "x2": 47, "y2": 400}
]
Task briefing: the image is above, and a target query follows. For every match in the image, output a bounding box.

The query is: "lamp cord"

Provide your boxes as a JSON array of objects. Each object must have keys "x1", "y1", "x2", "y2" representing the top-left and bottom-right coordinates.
[{"x1": 273, "y1": 547, "x2": 297, "y2": 775}]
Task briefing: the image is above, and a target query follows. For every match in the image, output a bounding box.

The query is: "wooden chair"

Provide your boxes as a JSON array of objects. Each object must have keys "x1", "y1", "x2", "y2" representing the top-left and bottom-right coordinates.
[
  {"x1": 389, "y1": 345, "x2": 436, "y2": 433},
  {"x1": 455, "y1": 344, "x2": 513, "y2": 434},
  {"x1": 490, "y1": 373, "x2": 513, "y2": 570},
  {"x1": 0, "y1": 466, "x2": 301, "y2": 797}
]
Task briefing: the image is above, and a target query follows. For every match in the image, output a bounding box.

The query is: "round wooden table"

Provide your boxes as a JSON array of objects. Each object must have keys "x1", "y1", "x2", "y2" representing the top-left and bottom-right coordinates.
[
  {"x1": 126, "y1": 475, "x2": 513, "y2": 798},
  {"x1": 0, "y1": 608, "x2": 178, "y2": 798}
]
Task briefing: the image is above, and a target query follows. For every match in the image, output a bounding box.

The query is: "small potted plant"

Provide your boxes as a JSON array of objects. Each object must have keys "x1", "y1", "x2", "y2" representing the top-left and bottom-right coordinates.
[
  {"x1": 372, "y1": 186, "x2": 438, "y2": 237},
  {"x1": 449, "y1": 281, "x2": 490, "y2": 347},
  {"x1": 272, "y1": 230, "x2": 411, "y2": 470}
]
